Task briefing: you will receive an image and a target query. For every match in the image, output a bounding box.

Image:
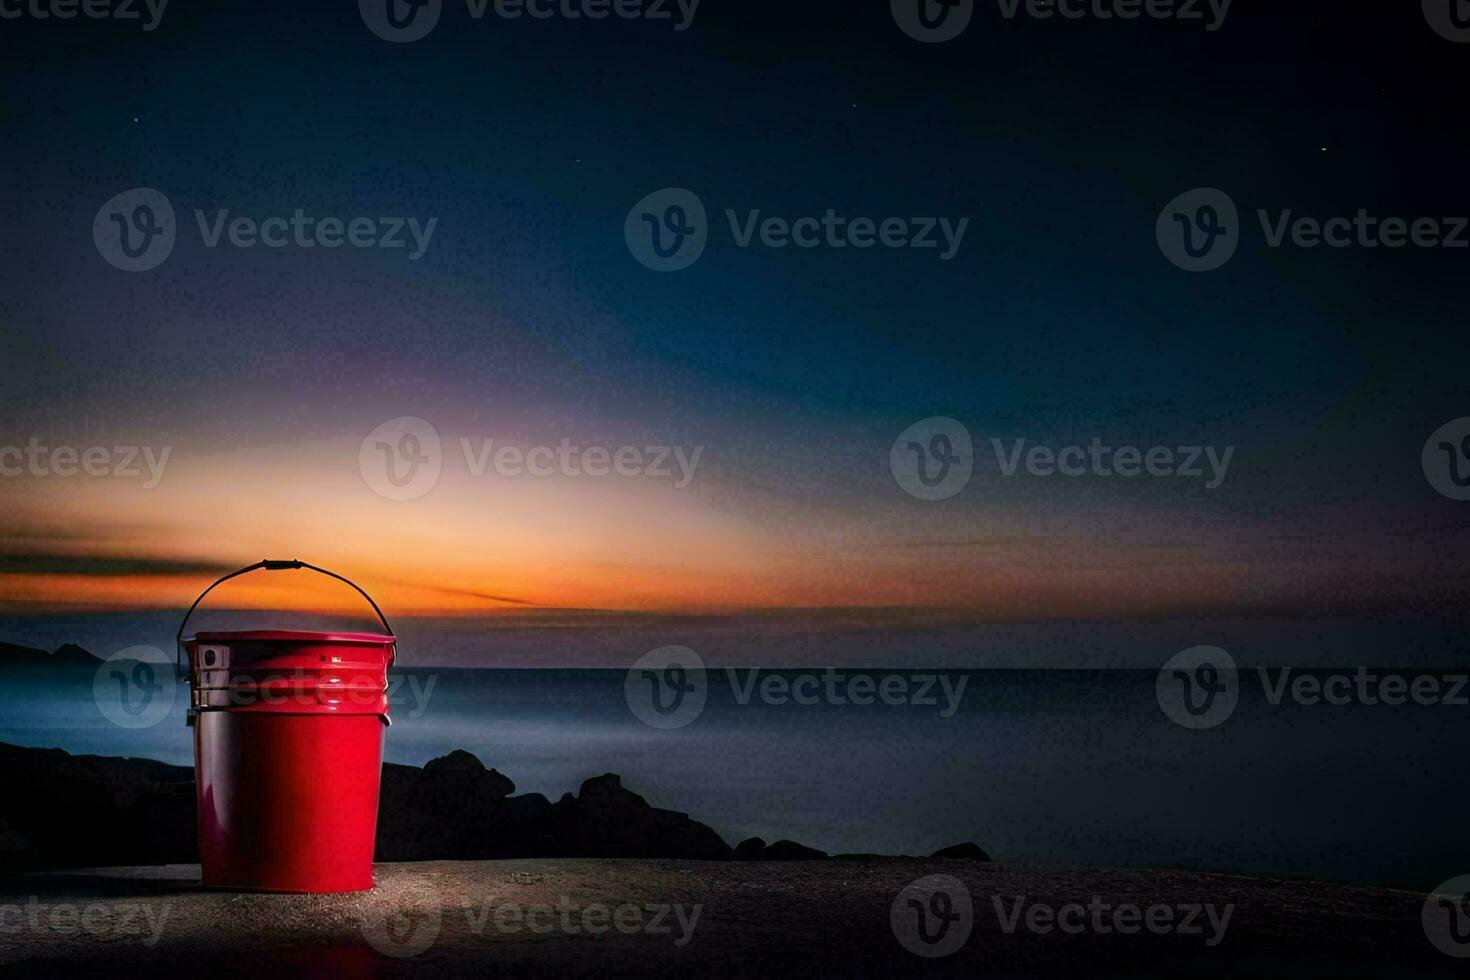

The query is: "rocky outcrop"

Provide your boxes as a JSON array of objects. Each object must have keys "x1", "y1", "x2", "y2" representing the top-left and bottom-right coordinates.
[
  {"x1": 930, "y1": 841, "x2": 991, "y2": 861},
  {"x1": 733, "y1": 836, "x2": 768, "y2": 860},
  {"x1": 375, "y1": 751, "x2": 550, "y2": 861},
  {"x1": 733, "y1": 837, "x2": 827, "y2": 860},
  {"x1": 0, "y1": 742, "x2": 982, "y2": 870},
  {"x1": 542, "y1": 773, "x2": 733, "y2": 860},
  {"x1": 51, "y1": 643, "x2": 102, "y2": 665},
  {"x1": 0, "y1": 742, "x2": 196, "y2": 870}
]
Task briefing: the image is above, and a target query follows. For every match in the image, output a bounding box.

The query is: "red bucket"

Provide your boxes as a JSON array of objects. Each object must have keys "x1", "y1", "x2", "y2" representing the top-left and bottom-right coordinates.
[{"x1": 178, "y1": 560, "x2": 396, "y2": 893}]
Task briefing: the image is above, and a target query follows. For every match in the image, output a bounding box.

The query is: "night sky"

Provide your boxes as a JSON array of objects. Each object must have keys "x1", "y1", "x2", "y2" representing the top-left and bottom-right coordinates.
[{"x1": 2, "y1": 1, "x2": 1468, "y2": 626}]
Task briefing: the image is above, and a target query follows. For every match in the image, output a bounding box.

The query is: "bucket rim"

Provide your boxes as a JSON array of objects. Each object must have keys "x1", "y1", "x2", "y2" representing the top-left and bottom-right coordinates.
[{"x1": 185, "y1": 629, "x2": 396, "y2": 645}]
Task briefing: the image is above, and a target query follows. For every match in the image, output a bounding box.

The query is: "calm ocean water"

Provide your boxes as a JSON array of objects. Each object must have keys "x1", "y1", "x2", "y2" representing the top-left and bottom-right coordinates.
[{"x1": 1, "y1": 655, "x2": 1466, "y2": 891}]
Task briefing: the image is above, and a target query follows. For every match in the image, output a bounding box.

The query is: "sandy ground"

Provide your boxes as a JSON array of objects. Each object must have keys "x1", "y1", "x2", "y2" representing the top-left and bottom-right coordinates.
[{"x1": 0, "y1": 859, "x2": 1456, "y2": 978}]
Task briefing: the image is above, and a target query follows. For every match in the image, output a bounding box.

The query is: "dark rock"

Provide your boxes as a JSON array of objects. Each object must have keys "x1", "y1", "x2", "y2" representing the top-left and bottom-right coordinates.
[
  {"x1": 0, "y1": 742, "x2": 195, "y2": 870},
  {"x1": 930, "y1": 842, "x2": 991, "y2": 861},
  {"x1": 424, "y1": 748, "x2": 486, "y2": 773},
  {"x1": 545, "y1": 773, "x2": 733, "y2": 861},
  {"x1": 377, "y1": 751, "x2": 519, "y2": 860},
  {"x1": 762, "y1": 839, "x2": 828, "y2": 861},
  {"x1": 0, "y1": 642, "x2": 101, "y2": 671},
  {"x1": 376, "y1": 761, "x2": 732, "y2": 862},
  {"x1": 733, "y1": 836, "x2": 827, "y2": 861},
  {"x1": 0, "y1": 741, "x2": 971, "y2": 870},
  {"x1": 0, "y1": 816, "x2": 35, "y2": 865},
  {"x1": 0, "y1": 641, "x2": 49, "y2": 665},
  {"x1": 423, "y1": 749, "x2": 515, "y2": 796},
  {"x1": 52, "y1": 643, "x2": 101, "y2": 665},
  {"x1": 733, "y1": 837, "x2": 768, "y2": 860}
]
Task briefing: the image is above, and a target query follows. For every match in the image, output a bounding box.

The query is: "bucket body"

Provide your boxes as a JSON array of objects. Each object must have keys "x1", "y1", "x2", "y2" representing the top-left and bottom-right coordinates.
[{"x1": 184, "y1": 630, "x2": 394, "y2": 893}]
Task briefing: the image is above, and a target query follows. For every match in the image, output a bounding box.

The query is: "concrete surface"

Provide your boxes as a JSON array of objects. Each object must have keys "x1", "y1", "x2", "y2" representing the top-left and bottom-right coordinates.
[{"x1": 0, "y1": 859, "x2": 1456, "y2": 977}]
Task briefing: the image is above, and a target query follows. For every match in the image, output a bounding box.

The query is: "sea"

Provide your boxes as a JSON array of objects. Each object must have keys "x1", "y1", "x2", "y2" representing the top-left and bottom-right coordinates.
[{"x1": 1, "y1": 611, "x2": 1466, "y2": 891}]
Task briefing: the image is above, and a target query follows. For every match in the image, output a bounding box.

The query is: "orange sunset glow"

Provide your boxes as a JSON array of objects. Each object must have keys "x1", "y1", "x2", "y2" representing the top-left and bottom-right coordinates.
[{"x1": 0, "y1": 428, "x2": 1416, "y2": 622}]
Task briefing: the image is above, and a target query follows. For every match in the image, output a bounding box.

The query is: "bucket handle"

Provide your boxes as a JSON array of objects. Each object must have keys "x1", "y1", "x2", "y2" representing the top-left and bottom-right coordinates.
[{"x1": 175, "y1": 560, "x2": 394, "y2": 679}]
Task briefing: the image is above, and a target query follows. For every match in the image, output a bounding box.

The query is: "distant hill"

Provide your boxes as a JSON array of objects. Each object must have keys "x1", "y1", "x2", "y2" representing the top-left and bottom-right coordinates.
[
  {"x1": 0, "y1": 641, "x2": 48, "y2": 662},
  {"x1": 51, "y1": 643, "x2": 102, "y2": 665},
  {"x1": 0, "y1": 641, "x2": 101, "y2": 669}
]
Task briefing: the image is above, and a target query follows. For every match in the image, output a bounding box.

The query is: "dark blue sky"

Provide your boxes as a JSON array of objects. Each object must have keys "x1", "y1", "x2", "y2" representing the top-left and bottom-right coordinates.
[{"x1": 1, "y1": 1, "x2": 1468, "y2": 619}]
